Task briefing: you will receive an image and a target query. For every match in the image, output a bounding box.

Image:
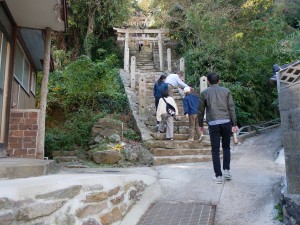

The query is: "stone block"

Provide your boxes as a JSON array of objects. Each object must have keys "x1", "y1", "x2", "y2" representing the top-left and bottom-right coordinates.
[
  {"x1": 111, "y1": 193, "x2": 124, "y2": 205},
  {"x1": 82, "y1": 184, "x2": 103, "y2": 192},
  {"x1": 35, "y1": 185, "x2": 82, "y2": 200},
  {"x1": 92, "y1": 151, "x2": 121, "y2": 164},
  {"x1": 280, "y1": 108, "x2": 300, "y2": 132},
  {"x1": 76, "y1": 202, "x2": 107, "y2": 218},
  {"x1": 82, "y1": 218, "x2": 101, "y2": 225},
  {"x1": 54, "y1": 213, "x2": 75, "y2": 225},
  {"x1": 108, "y1": 186, "x2": 120, "y2": 197},
  {"x1": 286, "y1": 174, "x2": 300, "y2": 194},
  {"x1": 279, "y1": 83, "x2": 300, "y2": 111},
  {"x1": 100, "y1": 207, "x2": 122, "y2": 225},
  {"x1": 0, "y1": 198, "x2": 15, "y2": 209},
  {"x1": 0, "y1": 211, "x2": 14, "y2": 225},
  {"x1": 285, "y1": 153, "x2": 300, "y2": 176},
  {"x1": 16, "y1": 200, "x2": 66, "y2": 221},
  {"x1": 282, "y1": 132, "x2": 300, "y2": 156},
  {"x1": 84, "y1": 191, "x2": 108, "y2": 202}
]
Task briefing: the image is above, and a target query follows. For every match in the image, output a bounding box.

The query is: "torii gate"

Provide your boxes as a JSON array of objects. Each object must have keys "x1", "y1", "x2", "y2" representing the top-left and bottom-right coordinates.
[{"x1": 113, "y1": 28, "x2": 169, "y2": 72}]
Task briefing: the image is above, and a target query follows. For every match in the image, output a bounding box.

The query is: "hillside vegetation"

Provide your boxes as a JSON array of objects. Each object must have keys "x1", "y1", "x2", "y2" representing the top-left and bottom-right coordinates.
[{"x1": 42, "y1": 0, "x2": 300, "y2": 155}]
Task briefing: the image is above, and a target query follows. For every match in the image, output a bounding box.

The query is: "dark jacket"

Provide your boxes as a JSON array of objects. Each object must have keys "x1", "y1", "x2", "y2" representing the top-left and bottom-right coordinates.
[
  {"x1": 198, "y1": 84, "x2": 237, "y2": 127},
  {"x1": 183, "y1": 94, "x2": 199, "y2": 115},
  {"x1": 153, "y1": 81, "x2": 168, "y2": 98}
]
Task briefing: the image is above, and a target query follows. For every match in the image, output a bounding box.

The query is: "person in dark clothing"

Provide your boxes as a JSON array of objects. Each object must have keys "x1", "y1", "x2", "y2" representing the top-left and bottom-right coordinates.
[
  {"x1": 153, "y1": 74, "x2": 168, "y2": 111},
  {"x1": 183, "y1": 87, "x2": 202, "y2": 141},
  {"x1": 153, "y1": 74, "x2": 168, "y2": 127},
  {"x1": 198, "y1": 72, "x2": 238, "y2": 184}
]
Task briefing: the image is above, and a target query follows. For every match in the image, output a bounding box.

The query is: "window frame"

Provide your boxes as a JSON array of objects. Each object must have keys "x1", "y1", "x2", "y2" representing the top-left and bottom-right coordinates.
[{"x1": 13, "y1": 41, "x2": 30, "y2": 93}]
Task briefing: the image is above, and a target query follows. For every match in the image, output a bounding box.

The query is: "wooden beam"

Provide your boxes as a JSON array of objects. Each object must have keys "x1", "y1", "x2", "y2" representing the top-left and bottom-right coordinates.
[
  {"x1": 113, "y1": 27, "x2": 166, "y2": 34},
  {"x1": 117, "y1": 37, "x2": 170, "y2": 41}
]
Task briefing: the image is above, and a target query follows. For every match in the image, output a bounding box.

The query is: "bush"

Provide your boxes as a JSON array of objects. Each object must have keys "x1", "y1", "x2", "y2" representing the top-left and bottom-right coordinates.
[{"x1": 45, "y1": 109, "x2": 104, "y2": 157}]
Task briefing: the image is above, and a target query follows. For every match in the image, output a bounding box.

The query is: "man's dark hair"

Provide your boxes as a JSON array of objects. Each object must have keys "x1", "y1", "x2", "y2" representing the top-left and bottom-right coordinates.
[{"x1": 207, "y1": 72, "x2": 219, "y2": 84}]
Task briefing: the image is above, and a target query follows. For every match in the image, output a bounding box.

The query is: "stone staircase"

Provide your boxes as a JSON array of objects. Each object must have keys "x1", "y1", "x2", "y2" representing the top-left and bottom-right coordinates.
[{"x1": 125, "y1": 44, "x2": 213, "y2": 166}]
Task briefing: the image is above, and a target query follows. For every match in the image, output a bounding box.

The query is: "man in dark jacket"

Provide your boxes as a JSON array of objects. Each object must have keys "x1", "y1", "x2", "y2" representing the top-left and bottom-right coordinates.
[
  {"x1": 198, "y1": 72, "x2": 238, "y2": 184},
  {"x1": 183, "y1": 87, "x2": 201, "y2": 141}
]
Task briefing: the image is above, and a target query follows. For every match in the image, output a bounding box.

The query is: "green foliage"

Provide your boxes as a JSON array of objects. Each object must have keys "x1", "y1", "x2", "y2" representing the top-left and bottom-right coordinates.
[
  {"x1": 45, "y1": 54, "x2": 129, "y2": 153},
  {"x1": 63, "y1": 0, "x2": 132, "y2": 59},
  {"x1": 274, "y1": 203, "x2": 283, "y2": 222},
  {"x1": 159, "y1": 0, "x2": 300, "y2": 125},
  {"x1": 124, "y1": 129, "x2": 141, "y2": 141},
  {"x1": 45, "y1": 109, "x2": 103, "y2": 156}
]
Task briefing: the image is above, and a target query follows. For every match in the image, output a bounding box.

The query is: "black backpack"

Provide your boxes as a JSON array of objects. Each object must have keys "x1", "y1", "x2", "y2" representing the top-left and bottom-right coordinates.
[{"x1": 162, "y1": 98, "x2": 176, "y2": 116}]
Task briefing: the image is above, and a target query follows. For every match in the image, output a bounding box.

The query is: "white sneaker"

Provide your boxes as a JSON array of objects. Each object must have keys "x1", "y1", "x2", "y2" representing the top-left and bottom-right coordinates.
[
  {"x1": 213, "y1": 176, "x2": 223, "y2": 184},
  {"x1": 223, "y1": 170, "x2": 232, "y2": 180}
]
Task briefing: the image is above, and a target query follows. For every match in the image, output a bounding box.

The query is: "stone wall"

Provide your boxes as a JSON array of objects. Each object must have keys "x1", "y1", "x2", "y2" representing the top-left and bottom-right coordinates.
[
  {"x1": 0, "y1": 179, "x2": 145, "y2": 225},
  {"x1": 7, "y1": 109, "x2": 39, "y2": 158},
  {"x1": 279, "y1": 81, "x2": 300, "y2": 194}
]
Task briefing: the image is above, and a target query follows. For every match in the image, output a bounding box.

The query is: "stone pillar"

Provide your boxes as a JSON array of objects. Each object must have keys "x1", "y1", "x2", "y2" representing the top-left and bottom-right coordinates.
[
  {"x1": 180, "y1": 57, "x2": 185, "y2": 73},
  {"x1": 124, "y1": 32, "x2": 129, "y2": 71},
  {"x1": 139, "y1": 75, "x2": 146, "y2": 115},
  {"x1": 278, "y1": 62, "x2": 300, "y2": 196},
  {"x1": 158, "y1": 32, "x2": 163, "y2": 71},
  {"x1": 279, "y1": 81, "x2": 300, "y2": 195},
  {"x1": 200, "y1": 76, "x2": 208, "y2": 93},
  {"x1": 167, "y1": 48, "x2": 171, "y2": 72},
  {"x1": 124, "y1": 47, "x2": 130, "y2": 73},
  {"x1": 130, "y1": 56, "x2": 136, "y2": 89}
]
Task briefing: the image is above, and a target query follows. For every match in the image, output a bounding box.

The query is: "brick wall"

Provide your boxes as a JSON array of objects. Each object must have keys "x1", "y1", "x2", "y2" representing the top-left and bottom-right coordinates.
[{"x1": 7, "y1": 109, "x2": 39, "y2": 158}]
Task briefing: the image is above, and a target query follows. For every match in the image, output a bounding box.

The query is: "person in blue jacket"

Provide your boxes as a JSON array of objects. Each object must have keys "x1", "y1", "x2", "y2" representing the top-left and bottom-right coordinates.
[{"x1": 183, "y1": 86, "x2": 202, "y2": 141}]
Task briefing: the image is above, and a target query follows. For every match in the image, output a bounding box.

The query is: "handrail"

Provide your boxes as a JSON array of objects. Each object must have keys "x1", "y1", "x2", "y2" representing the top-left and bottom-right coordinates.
[{"x1": 237, "y1": 118, "x2": 281, "y2": 136}]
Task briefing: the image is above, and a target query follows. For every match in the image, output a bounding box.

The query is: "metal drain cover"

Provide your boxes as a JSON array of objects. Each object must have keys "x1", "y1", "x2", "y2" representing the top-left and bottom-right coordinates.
[{"x1": 137, "y1": 201, "x2": 216, "y2": 225}]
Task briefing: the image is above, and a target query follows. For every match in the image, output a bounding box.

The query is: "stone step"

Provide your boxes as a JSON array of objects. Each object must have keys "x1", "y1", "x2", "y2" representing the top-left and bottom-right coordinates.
[
  {"x1": 53, "y1": 156, "x2": 82, "y2": 163},
  {"x1": 152, "y1": 133, "x2": 210, "y2": 141},
  {"x1": 150, "y1": 147, "x2": 211, "y2": 156},
  {"x1": 144, "y1": 139, "x2": 211, "y2": 149},
  {"x1": 153, "y1": 155, "x2": 212, "y2": 165},
  {"x1": 0, "y1": 158, "x2": 58, "y2": 179}
]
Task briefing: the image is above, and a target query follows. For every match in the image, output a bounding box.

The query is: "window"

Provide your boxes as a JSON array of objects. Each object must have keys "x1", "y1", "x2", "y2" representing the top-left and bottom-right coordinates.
[
  {"x1": 31, "y1": 71, "x2": 36, "y2": 95},
  {"x1": 14, "y1": 43, "x2": 30, "y2": 92}
]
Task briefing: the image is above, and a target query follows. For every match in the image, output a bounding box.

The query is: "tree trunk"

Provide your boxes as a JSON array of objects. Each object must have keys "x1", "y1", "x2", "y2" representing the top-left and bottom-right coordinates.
[
  {"x1": 84, "y1": 1, "x2": 96, "y2": 57},
  {"x1": 36, "y1": 27, "x2": 52, "y2": 159}
]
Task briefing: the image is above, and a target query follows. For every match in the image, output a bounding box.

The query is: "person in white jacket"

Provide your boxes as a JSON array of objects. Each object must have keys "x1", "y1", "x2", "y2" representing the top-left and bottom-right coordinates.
[{"x1": 156, "y1": 91, "x2": 179, "y2": 140}]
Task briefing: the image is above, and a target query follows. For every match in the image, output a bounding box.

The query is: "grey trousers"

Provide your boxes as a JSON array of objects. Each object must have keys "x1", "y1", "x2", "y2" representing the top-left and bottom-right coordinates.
[{"x1": 158, "y1": 113, "x2": 174, "y2": 139}]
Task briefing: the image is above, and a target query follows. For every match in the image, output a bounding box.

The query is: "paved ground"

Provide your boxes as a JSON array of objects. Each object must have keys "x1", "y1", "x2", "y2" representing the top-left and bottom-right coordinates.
[
  {"x1": 0, "y1": 127, "x2": 285, "y2": 225},
  {"x1": 58, "y1": 127, "x2": 285, "y2": 225}
]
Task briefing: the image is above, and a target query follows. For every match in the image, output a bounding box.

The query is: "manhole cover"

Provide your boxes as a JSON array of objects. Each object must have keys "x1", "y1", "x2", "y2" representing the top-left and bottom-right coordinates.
[{"x1": 137, "y1": 201, "x2": 216, "y2": 225}]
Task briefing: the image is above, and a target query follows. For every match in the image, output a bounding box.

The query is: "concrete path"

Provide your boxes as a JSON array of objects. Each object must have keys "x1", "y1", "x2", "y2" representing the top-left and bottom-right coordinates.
[
  {"x1": 59, "y1": 127, "x2": 285, "y2": 225},
  {"x1": 0, "y1": 127, "x2": 285, "y2": 225}
]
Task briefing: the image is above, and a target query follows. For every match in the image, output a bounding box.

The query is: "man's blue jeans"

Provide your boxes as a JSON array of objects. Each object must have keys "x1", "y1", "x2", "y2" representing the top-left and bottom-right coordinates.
[{"x1": 208, "y1": 122, "x2": 232, "y2": 177}]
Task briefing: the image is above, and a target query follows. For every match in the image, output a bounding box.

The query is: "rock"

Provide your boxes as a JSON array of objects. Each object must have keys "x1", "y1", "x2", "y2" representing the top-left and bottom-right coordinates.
[
  {"x1": 93, "y1": 136, "x2": 103, "y2": 144},
  {"x1": 76, "y1": 202, "x2": 107, "y2": 218},
  {"x1": 92, "y1": 150, "x2": 121, "y2": 164},
  {"x1": 0, "y1": 211, "x2": 14, "y2": 225},
  {"x1": 35, "y1": 185, "x2": 82, "y2": 200},
  {"x1": 0, "y1": 198, "x2": 15, "y2": 209},
  {"x1": 54, "y1": 213, "x2": 75, "y2": 225},
  {"x1": 100, "y1": 207, "x2": 122, "y2": 225},
  {"x1": 91, "y1": 118, "x2": 123, "y2": 137},
  {"x1": 84, "y1": 191, "x2": 108, "y2": 203},
  {"x1": 82, "y1": 218, "x2": 101, "y2": 225},
  {"x1": 108, "y1": 134, "x2": 121, "y2": 143},
  {"x1": 16, "y1": 201, "x2": 66, "y2": 221},
  {"x1": 123, "y1": 143, "x2": 154, "y2": 166}
]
